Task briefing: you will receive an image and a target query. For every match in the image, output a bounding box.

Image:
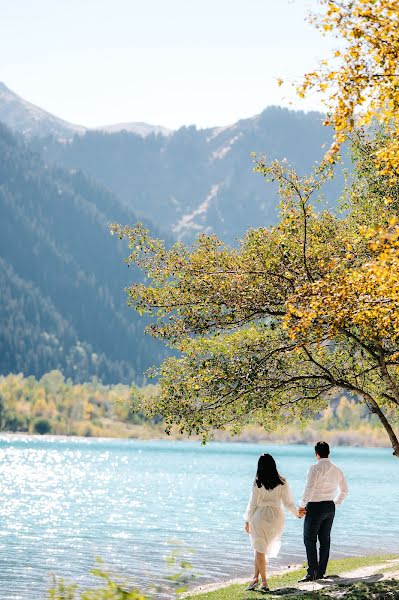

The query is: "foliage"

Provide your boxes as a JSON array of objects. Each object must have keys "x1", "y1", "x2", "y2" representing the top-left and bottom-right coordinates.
[
  {"x1": 164, "y1": 542, "x2": 196, "y2": 594},
  {"x1": 112, "y1": 0, "x2": 399, "y2": 453},
  {"x1": 33, "y1": 417, "x2": 52, "y2": 435},
  {"x1": 286, "y1": 218, "x2": 399, "y2": 343},
  {"x1": 112, "y1": 149, "x2": 399, "y2": 453},
  {"x1": 298, "y1": 0, "x2": 399, "y2": 176},
  {"x1": 0, "y1": 370, "x2": 390, "y2": 444},
  {"x1": 48, "y1": 547, "x2": 196, "y2": 600},
  {"x1": 0, "y1": 370, "x2": 160, "y2": 437},
  {"x1": 48, "y1": 562, "x2": 147, "y2": 600},
  {"x1": 285, "y1": 132, "x2": 399, "y2": 351}
]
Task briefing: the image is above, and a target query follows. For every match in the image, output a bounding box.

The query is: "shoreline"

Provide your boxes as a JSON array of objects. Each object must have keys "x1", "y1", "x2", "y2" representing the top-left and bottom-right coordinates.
[
  {"x1": 0, "y1": 431, "x2": 392, "y2": 449},
  {"x1": 184, "y1": 548, "x2": 395, "y2": 596},
  {"x1": 1, "y1": 374, "x2": 392, "y2": 448},
  {"x1": 183, "y1": 562, "x2": 303, "y2": 597},
  {"x1": 183, "y1": 554, "x2": 399, "y2": 599}
]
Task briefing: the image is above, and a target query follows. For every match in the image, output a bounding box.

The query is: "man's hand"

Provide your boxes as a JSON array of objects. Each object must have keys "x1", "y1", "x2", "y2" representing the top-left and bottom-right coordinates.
[
  {"x1": 298, "y1": 507, "x2": 307, "y2": 518},
  {"x1": 245, "y1": 522, "x2": 250, "y2": 534}
]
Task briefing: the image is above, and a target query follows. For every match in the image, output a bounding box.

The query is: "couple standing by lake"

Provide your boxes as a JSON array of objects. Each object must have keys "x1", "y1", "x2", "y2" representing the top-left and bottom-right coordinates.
[{"x1": 244, "y1": 441, "x2": 348, "y2": 593}]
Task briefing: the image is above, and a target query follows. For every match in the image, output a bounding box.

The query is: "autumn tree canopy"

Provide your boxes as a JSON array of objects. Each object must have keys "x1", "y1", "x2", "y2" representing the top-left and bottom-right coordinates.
[
  {"x1": 112, "y1": 0, "x2": 399, "y2": 456},
  {"x1": 299, "y1": 0, "x2": 399, "y2": 175},
  {"x1": 111, "y1": 147, "x2": 399, "y2": 454}
]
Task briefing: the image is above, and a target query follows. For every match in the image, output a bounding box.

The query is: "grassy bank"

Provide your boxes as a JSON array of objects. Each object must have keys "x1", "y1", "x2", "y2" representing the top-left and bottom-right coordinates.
[{"x1": 185, "y1": 555, "x2": 399, "y2": 599}]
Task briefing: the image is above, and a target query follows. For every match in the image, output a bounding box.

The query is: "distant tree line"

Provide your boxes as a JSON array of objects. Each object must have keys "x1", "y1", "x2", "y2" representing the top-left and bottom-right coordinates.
[
  {"x1": 0, "y1": 370, "x2": 386, "y2": 439},
  {"x1": 0, "y1": 370, "x2": 159, "y2": 437}
]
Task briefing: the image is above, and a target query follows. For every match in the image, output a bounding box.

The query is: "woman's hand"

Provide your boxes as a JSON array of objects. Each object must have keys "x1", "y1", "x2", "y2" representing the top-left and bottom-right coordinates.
[{"x1": 245, "y1": 522, "x2": 250, "y2": 534}]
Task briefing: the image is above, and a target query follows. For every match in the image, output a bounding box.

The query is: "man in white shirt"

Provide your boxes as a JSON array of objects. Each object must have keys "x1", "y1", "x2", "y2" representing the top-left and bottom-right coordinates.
[{"x1": 298, "y1": 441, "x2": 348, "y2": 582}]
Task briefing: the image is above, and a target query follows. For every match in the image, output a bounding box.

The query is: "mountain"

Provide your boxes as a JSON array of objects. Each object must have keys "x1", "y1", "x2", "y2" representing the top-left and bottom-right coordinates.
[
  {"x1": 0, "y1": 85, "x2": 347, "y2": 384},
  {"x1": 1, "y1": 83, "x2": 345, "y2": 244},
  {"x1": 38, "y1": 107, "x2": 346, "y2": 244},
  {"x1": 0, "y1": 82, "x2": 85, "y2": 139},
  {"x1": 97, "y1": 122, "x2": 171, "y2": 137},
  {"x1": 0, "y1": 82, "x2": 171, "y2": 140},
  {"x1": 0, "y1": 123, "x2": 166, "y2": 384}
]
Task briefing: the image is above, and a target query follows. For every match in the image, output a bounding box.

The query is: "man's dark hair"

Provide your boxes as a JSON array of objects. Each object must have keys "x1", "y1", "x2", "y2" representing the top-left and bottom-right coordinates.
[{"x1": 315, "y1": 441, "x2": 330, "y2": 458}]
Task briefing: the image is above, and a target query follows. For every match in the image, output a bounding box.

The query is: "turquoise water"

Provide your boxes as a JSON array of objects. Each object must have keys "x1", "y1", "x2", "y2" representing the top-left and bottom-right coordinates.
[{"x1": 0, "y1": 437, "x2": 397, "y2": 599}]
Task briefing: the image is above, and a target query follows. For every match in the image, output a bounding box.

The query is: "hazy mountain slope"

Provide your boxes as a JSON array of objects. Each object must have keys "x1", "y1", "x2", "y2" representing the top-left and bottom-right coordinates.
[
  {"x1": 0, "y1": 82, "x2": 171, "y2": 140},
  {"x1": 38, "y1": 106, "x2": 345, "y2": 244},
  {"x1": 0, "y1": 83, "x2": 345, "y2": 244},
  {"x1": 97, "y1": 122, "x2": 171, "y2": 137},
  {"x1": 0, "y1": 82, "x2": 85, "y2": 139},
  {"x1": 0, "y1": 124, "x2": 165, "y2": 383},
  {"x1": 0, "y1": 257, "x2": 129, "y2": 382}
]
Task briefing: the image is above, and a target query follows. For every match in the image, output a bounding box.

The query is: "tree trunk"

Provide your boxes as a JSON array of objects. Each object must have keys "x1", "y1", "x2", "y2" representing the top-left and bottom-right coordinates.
[
  {"x1": 362, "y1": 392, "x2": 399, "y2": 457},
  {"x1": 378, "y1": 356, "x2": 399, "y2": 406}
]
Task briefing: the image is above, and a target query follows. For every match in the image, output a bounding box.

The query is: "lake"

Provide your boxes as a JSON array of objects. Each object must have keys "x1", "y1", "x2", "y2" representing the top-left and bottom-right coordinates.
[{"x1": 0, "y1": 436, "x2": 397, "y2": 599}]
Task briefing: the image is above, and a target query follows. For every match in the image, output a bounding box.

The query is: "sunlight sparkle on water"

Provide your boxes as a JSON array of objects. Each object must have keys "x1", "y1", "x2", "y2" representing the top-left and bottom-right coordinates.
[{"x1": 0, "y1": 437, "x2": 396, "y2": 599}]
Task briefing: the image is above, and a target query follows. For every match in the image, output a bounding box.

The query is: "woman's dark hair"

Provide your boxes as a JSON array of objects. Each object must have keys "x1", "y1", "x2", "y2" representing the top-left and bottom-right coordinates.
[{"x1": 255, "y1": 453, "x2": 285, "y2": 490}]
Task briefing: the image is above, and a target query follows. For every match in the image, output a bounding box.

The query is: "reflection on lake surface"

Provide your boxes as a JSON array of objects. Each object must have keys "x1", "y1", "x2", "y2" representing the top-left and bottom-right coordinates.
[{"x1": 0, "y1": 437, "x2": 397, "y2": 599}]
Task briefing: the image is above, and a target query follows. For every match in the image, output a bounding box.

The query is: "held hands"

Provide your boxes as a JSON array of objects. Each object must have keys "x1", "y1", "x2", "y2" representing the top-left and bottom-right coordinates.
[
  {"x1": 298, "y1": 507, "x2": 307, "y2": 519},
  {"x1": 245, "y1": 522, "x2": 250, "y2": 534}
]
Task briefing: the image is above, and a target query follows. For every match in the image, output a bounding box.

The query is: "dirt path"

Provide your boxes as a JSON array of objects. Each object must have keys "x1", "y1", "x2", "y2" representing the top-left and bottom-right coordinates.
[
  {"x1": 185, "y1": 558, "x2": 399, "y2": 597},
  {"x1": 297, "y1": 557, "x2": 399, "y2": 593}
]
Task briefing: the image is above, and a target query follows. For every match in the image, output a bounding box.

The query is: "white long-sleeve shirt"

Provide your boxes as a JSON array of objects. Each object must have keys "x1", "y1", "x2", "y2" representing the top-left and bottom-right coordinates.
[{"x1": 300, "y1": 458, "x2": 348, "y2": 508}]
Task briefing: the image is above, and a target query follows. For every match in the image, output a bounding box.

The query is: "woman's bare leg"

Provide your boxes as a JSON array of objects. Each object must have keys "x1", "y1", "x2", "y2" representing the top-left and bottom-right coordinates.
[
  {"x1": 252, "y1": 553, "x2": 259, "y2": 581},
  {"x1": 255, "y1": 551, "x2": 267, "y2": 584}
]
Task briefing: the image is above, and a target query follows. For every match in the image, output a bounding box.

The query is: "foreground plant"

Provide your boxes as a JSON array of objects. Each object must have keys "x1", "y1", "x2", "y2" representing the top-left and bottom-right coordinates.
[
  {"x1": 48, "y1": 565, "x2": 147, "y2": 600},
  {"x1": 48, "y1": 546, "x2": 195, "y2": 599}
]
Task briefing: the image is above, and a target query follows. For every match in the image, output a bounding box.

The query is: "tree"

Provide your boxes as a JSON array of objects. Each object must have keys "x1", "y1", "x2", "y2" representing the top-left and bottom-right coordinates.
[
  {"x1": 110, "y1": 1, "x2": 399, "y2": 455},
  {"x1": 298, "y1": 0, "x2": 399, "y2": 175},
  {"x1": 0, "y1": 393, "x2": 4, "y2": 429},
  {"x1": 111, "y1": 153, "x2": 399, "y2": 454},
  {"x1": 33, "y1": 417, "x2": 52, "y2": 435}
]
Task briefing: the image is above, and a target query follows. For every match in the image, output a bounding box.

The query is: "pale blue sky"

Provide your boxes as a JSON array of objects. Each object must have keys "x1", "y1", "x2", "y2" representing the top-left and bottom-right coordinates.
[{"x1": 0, "y1": 0, "x2": 336, "y2": 129}]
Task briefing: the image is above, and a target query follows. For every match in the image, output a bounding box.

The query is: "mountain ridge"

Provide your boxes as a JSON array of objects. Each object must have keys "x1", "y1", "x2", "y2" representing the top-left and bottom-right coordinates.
[
  {"x1": 37, "y1": 106, "x2": 344, "y2": 244},
  {"x1": 0, "y1": 84, "x2": 347, "y2": 384},
  {"x1": 0, "y1": 82, "x2": 172, "y2": 139},
  {"x1": 0, "y1": 82, "x2": 85, "y2": 139}
]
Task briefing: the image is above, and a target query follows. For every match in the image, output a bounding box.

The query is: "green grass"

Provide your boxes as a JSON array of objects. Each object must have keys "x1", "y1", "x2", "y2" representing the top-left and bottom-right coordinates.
[{"x1": 185, "y1": 554, "x2": 399, "y2": 599}]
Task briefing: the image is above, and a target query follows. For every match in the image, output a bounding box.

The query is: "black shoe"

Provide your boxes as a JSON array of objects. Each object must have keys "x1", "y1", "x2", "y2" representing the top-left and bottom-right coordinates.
[
  {"x1": 259, "y1": 585, "x2": 270, "y2": 594},
  {"x1": 298, "y1": 574, "x2": 317, "y2": 583}
]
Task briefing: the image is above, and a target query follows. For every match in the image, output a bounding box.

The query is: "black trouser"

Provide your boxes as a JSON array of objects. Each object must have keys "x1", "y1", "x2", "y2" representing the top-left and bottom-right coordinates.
[{"x1": 304, "y1": 500, "x2": 335, "y2": 578}]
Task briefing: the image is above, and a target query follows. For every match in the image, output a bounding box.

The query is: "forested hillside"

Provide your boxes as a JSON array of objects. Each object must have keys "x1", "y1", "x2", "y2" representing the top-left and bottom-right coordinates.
[
  {"x1": 0, "y1": 124, "x2": 165, "y2": 383},
  {"x1": 36, "y1": 106, "x2": 346, "y2": 244},
  {"x1": 0, "y1": 86, "x2": 349, "y2": 386}
]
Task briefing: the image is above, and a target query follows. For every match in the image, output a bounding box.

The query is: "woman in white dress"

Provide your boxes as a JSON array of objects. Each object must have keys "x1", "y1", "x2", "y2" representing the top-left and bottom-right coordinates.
[{"x1": 244, "y1": 453, "x2": 299, "y2": 593}]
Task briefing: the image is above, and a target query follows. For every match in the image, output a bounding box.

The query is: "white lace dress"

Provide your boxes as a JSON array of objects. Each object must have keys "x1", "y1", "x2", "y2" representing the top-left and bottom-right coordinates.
[{"x1": 243, "y1": 481, "x2": 298, "y2": 557}]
